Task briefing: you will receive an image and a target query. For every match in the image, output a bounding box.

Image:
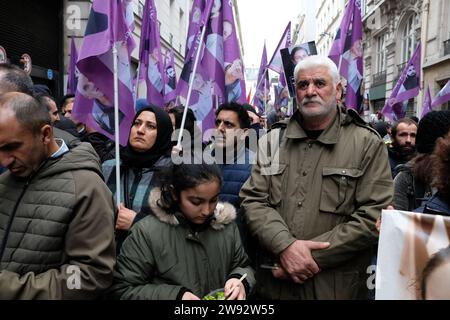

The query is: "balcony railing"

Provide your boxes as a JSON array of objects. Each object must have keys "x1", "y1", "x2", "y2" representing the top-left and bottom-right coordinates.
[
  {"x1": 444, "y1": 39, "x2": 450, "y2": 56},
  {"x1": 372, "y1": 70, "x2": 387, "y2": 86}
]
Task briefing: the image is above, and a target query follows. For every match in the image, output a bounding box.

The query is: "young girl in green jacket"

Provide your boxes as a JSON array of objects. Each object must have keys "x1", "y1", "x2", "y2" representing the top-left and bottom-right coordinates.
[{"x1": 110, "y1": 163, "x2": 254, "y2": 300}]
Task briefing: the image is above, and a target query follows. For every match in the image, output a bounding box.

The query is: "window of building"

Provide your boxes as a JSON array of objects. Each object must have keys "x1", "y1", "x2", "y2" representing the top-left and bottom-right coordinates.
[
  {"x1": 438, "y1": 79, "x2": 450, "y2": 110},
  {"x1": 401, "y1": 14, "x2": 417, "y2": 63},
  {"x1": 179, "y1": 8, "x2": 185, "y2": 54},
  {"x1": 361, "y1": 0, "x2": 368, "y2": 16},
  {"x1": 405, "y1": 100, "x2": 416, "y2": 118},
  {"x1": 376, "y1": 33, "x2": 387, "y2": 73}
]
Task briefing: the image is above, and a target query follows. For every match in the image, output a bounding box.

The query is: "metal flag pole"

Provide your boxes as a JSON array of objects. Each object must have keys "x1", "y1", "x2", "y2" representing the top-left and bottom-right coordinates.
[
  {"x1": 264, "y1": 70, "x2": 267, "y2": 113},
  {"x1": 133, "y1": 61, "x2": 141, "y2": 109},
  {"x1": 176, "y1": 23, "x2": 208, "y2": 148},
  {"x1": 112, "y1": 43, "x2": 121, "y2": 209}
]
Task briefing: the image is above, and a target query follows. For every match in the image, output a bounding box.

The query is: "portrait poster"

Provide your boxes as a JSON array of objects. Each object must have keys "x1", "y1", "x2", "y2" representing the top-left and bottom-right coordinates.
[
  {"x1": 280, "y1": 41, "x2": 317, "y2": 97},
  {"x1": 376, "y1": 210, "x2": 450, "y2": 300}
]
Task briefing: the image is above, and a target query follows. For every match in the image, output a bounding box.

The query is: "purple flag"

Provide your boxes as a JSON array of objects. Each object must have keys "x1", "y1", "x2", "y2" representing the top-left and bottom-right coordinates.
[
  {"x1": 431, "y1": 79, "x2": 450, "y2": 108},
  {"x1": 223, "y1": 0, "x2": 246, "y2": 104},
  {"x1": 177, "y1": 0, "x2": 246, "y2": 139},
  {"x1": 73, "y1": 0, "x2": 136, "y2": 146},
  {"x1": 138, "y1": 0, "x2": 165, "y2": 106},
  {"x1": 183, "y1": 0, "x2": 210, "y2": 61},
  {"x1": 382, "y1": 44, "x2": 421, "y2": 122},
  {"x1": 123, "y1": 0, "x2": 136, "y2": 41},
  {"x1": 267, "y1": 22, "x2": 291, "y2": 74},
  {"x1": 421, "y1": 85, "x2": 432, "y2": 119},
  {"x1": 253, "y1": 43, "x2": 269, "y2": 113},
  {"x1": 329, "y1": 0, "x2": 363, "y2": 114},
  {"x1": 66, "y1": 38, "x2": 78, "y2": 95},
  {"x1": 177, "y1": 0, "x2": 214, "y2": 137},
  {"x1": 163, "y1": 48, "x2": 177, "y2": 104}
]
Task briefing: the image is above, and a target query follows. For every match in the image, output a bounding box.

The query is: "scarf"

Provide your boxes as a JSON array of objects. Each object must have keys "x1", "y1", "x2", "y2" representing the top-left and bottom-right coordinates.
[{"x1": 121, "y1": 106, "x2": 174, "y2": 168}]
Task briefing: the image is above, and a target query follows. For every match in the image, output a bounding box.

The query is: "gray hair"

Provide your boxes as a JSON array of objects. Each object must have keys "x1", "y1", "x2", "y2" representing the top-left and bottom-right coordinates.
[{"x1": 293, "y1": 55, "x2": 340, "y2": 86}]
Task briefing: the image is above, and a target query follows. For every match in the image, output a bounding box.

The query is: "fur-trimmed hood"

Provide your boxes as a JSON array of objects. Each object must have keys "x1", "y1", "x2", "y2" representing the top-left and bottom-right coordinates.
[{"x1": 148, "y1": 188, "x2": 236, "y2": 230}]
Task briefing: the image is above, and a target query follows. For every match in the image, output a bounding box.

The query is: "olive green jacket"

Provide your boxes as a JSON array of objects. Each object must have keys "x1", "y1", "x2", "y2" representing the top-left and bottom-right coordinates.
[
  {"x1": 110, "y1": 188, "x2": 255, "y2": 300},
  {"x1": 0, "y1": 142, "x2": 116, "y2": 299},
  {"x1": 240, "y1": 108, "x2": 393, "y2": 299}
]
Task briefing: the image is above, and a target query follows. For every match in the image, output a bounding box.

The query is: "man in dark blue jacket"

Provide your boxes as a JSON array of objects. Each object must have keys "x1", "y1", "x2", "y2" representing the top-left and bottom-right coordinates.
[
  {"x1": 211, "y1": 102, "x2": 255, "y2": 208},
  {"x1": 208, "y1": 102, "x2": 255, "y2": 252}
]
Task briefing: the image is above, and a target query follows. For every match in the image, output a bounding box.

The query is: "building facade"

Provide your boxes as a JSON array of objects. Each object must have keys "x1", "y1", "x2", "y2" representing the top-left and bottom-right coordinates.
[
  {"x1": 420, "y1": 0, "x2": 450, "y2": 113},
  {"x1": 292, "y1": 1, "x2": 318, "y2": 45},
  {"x1": 315, "y1": 0, "x2": 346, "y2": 56},
  {"x1": 362, "y1": 0, "x2": 450, "y2": 117}
]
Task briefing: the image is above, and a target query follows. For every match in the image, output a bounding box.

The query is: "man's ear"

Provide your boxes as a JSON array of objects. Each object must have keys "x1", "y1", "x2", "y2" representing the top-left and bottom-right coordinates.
[
  {"x1": 41, "y1": 124, "x2": 53, "y2": 145},
  {"x1": 336, "y1": 81, "x2": 343, "y2": 103}
]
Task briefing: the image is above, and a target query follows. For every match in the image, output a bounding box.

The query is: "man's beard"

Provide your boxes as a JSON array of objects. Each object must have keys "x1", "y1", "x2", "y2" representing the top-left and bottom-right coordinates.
[{"x1": 398, "y1": 144, "x2": 416, "y2": 160}]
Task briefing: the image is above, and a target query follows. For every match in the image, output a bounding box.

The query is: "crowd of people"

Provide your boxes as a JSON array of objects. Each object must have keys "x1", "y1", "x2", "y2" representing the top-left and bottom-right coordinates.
[{"x1": 0, "y1": 55, "x2": 449, "y2": 300}]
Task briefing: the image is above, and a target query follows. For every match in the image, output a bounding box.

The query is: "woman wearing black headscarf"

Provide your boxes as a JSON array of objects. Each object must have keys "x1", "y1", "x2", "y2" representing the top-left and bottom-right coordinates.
[{"x1": 102, "y1": 106, "x2": 173, "y2": 249}]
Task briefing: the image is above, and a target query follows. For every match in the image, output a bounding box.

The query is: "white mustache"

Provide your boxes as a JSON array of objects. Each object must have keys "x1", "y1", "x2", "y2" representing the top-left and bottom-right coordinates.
[{"x1": 302, "y1": 98, "x2": 323, "y2": 106}]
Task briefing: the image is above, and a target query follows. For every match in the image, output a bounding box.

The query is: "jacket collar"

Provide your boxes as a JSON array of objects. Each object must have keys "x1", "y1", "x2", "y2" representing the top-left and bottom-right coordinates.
[
  {"x1": 285, "y1": 106, "x2": 342, "y2": 145},
  {"x1": 148, "y1": 188, "x2": 237, "y2": 230}
]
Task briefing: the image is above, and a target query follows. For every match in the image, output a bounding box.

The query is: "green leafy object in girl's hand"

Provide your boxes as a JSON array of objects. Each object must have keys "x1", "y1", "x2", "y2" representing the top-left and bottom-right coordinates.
[{"x1": 202, "y1": 289, "x2": 225, "y2": 300}]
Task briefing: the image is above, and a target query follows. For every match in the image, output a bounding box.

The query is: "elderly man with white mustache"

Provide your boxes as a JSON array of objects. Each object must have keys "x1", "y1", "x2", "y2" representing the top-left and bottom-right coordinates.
[{"x1": 240, "y1": 55, "x2": 393, "y2": 300}]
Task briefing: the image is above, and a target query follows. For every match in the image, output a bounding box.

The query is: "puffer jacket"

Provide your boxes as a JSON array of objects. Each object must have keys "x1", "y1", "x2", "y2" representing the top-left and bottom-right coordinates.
[
  {"x1": 0, "y1": 142, "x2": 116, "y2": 299},
  {"x1": 219, "y1": 147, "x2": 255, "y2": 209},
  {"x1": 109, "y1": 188, "x2": 255, "y2": 300}
]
